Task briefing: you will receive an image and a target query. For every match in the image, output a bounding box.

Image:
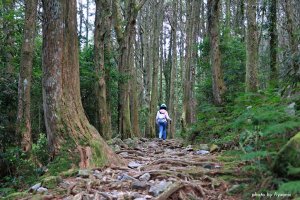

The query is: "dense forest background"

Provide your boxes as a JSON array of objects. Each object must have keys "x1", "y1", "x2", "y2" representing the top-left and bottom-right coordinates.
[{"x1": 0, "y1": 0, "x2": 300, "y2": 198}]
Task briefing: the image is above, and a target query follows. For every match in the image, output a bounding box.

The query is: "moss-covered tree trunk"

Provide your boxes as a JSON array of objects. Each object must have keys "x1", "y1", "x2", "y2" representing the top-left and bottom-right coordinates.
[
  {"x1": 268, "y1": 0, "x2": 278, "y2": 88},
  {"x1": 113, "y1": 0, "x2": 147, "y2": 139},
  {"x1": 273, "y1": 132, "x2": 300, "y2": 178},
  {"x1": 148, "y1": 0, "x2": 163, "y2": 138},
  {"x1": 16, "y1": 0, "x2": 38, "y2": 152},
  {"x1": 42, "y1": 0, "x2": 123, "y2": 168},
  {"x1": 168, "y1": 0, "x2": 178, "y2": 139},
  {"x1": 245, "y1": 0, "x2": 259, "y2": 92},
  {"x1": 208, "y1": 0, "x2": 226, "y2": 105},
  {"x1": 94, "y1": 0, "x2": 112, "y2": 140}
]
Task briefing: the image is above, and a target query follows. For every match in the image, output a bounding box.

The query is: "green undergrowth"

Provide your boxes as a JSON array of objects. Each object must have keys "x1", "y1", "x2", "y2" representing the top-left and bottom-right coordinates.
[
  {"x1": 189, "y1": 90, "x2": 300, "y2": 196},
  {"x1": 0, "y1": 135, "x2": 80, "y2": 198}
]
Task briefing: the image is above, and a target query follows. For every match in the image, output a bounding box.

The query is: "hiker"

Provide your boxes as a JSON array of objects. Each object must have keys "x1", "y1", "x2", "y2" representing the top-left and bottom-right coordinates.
[{"x1": 156, "y1": 104, "x2": 172, "y2": 140}]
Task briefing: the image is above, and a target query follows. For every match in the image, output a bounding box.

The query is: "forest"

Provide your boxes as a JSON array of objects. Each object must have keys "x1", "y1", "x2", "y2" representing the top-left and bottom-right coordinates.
[{"x1": 0, "y1": 0, "x2": 300, "y2": 199}]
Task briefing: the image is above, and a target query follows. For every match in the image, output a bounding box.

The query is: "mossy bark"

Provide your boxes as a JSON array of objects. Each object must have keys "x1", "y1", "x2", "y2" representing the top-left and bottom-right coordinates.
[
  {"x1": 207, "y1": 0, "x2": 226, "y2": 105},
  {"x1": 16, "y1": 0, "x2": 38, "y2": 152},
  {"x1": 42, "y1": 0, "x2": 124, "y2": 168},
  {"x1": 273, "y1": 132, "x2": 300, "y2": 178}
]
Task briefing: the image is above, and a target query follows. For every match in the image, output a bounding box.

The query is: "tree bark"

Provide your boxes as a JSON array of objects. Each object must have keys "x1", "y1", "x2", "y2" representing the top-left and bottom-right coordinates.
[
  {"x1": 112, "y1": 0, "x2": 146, "y2": 139},
  {"x1": 94, "y1": 0, "x2": 112, "y2": 140},
  {"x1": 148, "y1": 0, "x2": 163, "y2": 138},
  {"x1": 42, "y1": 0, "x2": 123, "y2": 168},
  {"x1": 168, "y1": 0, "x2": 178, "y2": 139},
  {"x1": 245, "y1": 0, "x2": 259, "y2": 92},
  {"x1": 85, "y1": 0, "x2": 89, "y2": 47},
  {"x1": 268, "y1": 0, "x2": 278, "y2": 88},
  {"x1": 16, "y1": 0, "x2": 38, "y2": 152},
  {"x1": 182, "y1": 0, "x2": 194, "y2": 128},
  {"x1": 3, "y1": 0, "x2": 15, "y2": 74},
  {"x1": 208, "y1": 0, "x2": 226, "y2": 105}
]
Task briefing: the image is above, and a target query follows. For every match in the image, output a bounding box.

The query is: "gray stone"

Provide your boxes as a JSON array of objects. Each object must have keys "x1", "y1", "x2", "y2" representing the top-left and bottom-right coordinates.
[
  {"x1": 119, "y1": 152, "x2": 129, "y2": 157},
  {"x1": 30, "y1": 183, "x2": 41, "y2": 191},
  {"x1": 73, "y1": 192, "x2": 84, "y2": 200},
  {"x1": 128, "y1": 161, "x2": 142, "y2": 169},
  {"x1": 132, "y1": 181, "x2": 148, "y2": 190},
  {"x1": 149, "y1": 180, "x2": 172, "y2": 197},
  {"x1": 118, "y1": 173, "x2": 138, "y2": 181},
  {"x1": 63, "y1": 196, "x2": 74, "y2": 200},
  {"x1": 37, "y1": 187, "x2": 48, "y2": 194},
  {"x1": 112, "y1": 145, "x2": 121, "y2": 152},
  {"x1": 139, "y1": 173, "x2": 151, "y2": 181},
  {"x1": 198, "y1": 144, "x2": 209, "y2": 151},
  {"x1": 78, "y1": 169, "x2": 91, "y2": 178},
  {"x1": 196, "y1": 150, "x2": 210, "y2": 155},
  {"x1": 185, "y1": 145, "x2": 193, "y2": 151},
  {"x1": 286, "y1": 102, "x2": 296, "y2": 116},
  {"x1": 93, "y1": 170, "x2": 103, "y2": 180}
]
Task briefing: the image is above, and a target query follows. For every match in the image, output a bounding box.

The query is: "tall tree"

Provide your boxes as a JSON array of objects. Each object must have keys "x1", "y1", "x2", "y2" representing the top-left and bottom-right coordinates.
[
  {"x1": 94, "y1": 0, "x2": 112, "y2": 140},
  {"x1": 41, "y1": 0, "x2": 122, "y2": 167},
  {"x1": 148, "y1": 0, "x2": 163, "y2": 138},
  {"x1": 16, "y1": 0, "x2": 38, "y2": 152},
  {"x1": 168, "y1": 0, "x2": 178, "y2": 138},
  {"x1": 268, "y1": 0, "x2": 278, "y2": 88},
  {"x1": 208, "y1": 0, "x2": 226, "y2": 105},
  {"x1": 2, "y1": 0, "x2": 15, "y2": 74},
  {"x1": 85, "y1": 0, "x2": 89, "y2": 47},
  {"x1": 112, "y1": 0, "x2": 146, "y2": 139},
  {"x1": 245, "y1": 0, "x2": 259, "y2": 92},
  {"x1": 182, "y1": 0, "x2": 195, "y2": 128},
  {"x1": 78, "y1": 0, "x2": 84, "y2": 46},
  {"x1": 283, "y1": 0, "x2": 299, "y2": 85}
]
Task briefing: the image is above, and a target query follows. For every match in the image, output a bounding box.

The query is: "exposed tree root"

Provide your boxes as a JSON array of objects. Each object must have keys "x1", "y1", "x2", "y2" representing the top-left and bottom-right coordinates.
[
  {"x1": 155, "y1": 181, "x2": 205, "y2": 200},
  {"x1": 116, "y1": 149, "x2": 146, "y2": 156}
]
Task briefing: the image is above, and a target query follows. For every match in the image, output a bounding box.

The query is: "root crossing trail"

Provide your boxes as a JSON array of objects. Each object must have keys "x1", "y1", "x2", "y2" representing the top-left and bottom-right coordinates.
[{"x1": 44, "y1": 139, "x2": 240, "y2": 199}]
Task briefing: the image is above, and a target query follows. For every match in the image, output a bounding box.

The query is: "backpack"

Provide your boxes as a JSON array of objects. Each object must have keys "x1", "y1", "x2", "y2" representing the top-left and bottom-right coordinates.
[{"x1": 157, "y1": 111, "x2": 167, "y2": 123}]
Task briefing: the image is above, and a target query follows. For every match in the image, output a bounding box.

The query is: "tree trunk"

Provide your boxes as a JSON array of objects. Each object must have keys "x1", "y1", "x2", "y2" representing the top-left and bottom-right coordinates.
[
  {"x1": 148, "y1": 0, "x2": 162, "y2": 138},
  {"x1": 168, "y1": 0, "x2": 178, "y2": 139},
  {"x1": 16, "y1": 0, "x2": 38, "y2": 152},
  {"x1": 94, "y1": 0, "x2": 112, "y2": 140},
  {"x1": 85, "y1": 0, "x2": 89, "y2": 47},
  {"x1": 208, "y1": 0, "x2": 226, "y2": 105},
  {"x1": 3, "y1": 0, "x2": 15, "y2": 74},
  {"x1": 283, "y1": 0, "x2": 299, "y2": 83},
  {"x1": 42, "y1": 0, "x2": 123, "y2": 168},
  {"x1": 182, "y1": 0, "x2": 194, "y2": 129},
  {"x1": 268, "y1": 0, "x2": 278, "y2": 88},
  {"x1": 78, "y1": 0, "x2": 84, "y2": 46},
  {"x1": 245, "y1": 0, "x2": 259, "y2": 92},
  {"x1": 130, "y1": 42, "x2": 141, "y2": 137},
  {"x1": 113, "y1": 0, "x2": 146, "y2": 139}
]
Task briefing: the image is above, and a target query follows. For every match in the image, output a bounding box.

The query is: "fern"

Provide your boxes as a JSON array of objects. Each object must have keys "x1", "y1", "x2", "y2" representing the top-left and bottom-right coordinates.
[
  {"x1": 278, "y1": 181, "x2": 300, "y2": 194},
  {"x1": 240, "y1": 151, "x2": 275, "y2": 161}
]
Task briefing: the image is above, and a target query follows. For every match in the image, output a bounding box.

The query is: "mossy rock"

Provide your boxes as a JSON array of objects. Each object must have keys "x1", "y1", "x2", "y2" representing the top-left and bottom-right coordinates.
[
  {"x1": 210, "y1": 144, "x2": 219, "y2": 152},
  {"x1": 30, "y1": 194, "x2": 44, "y2": 200},
  {"x1": 3, "y1": 192, "x2": 28, "y2": 200},
  {"x1": 273, "y1": 132, "x2": 300, "y2": 178},
  {"x1": 42, "y1": 176, "x2": 62, "y2": 189},
  {"x1": 60, "y1": 168, "x2": 78, "y2": 178}
]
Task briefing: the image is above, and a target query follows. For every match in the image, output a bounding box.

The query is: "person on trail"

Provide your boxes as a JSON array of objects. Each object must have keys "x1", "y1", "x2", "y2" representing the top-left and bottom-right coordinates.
[{"x1": 156, "y1": 104, "x2": 171, "y2": 140}]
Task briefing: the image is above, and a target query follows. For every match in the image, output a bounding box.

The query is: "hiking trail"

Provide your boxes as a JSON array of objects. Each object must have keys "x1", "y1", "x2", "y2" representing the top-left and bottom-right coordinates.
[{"x1": 29, "y1": 138, "x2": 243, "y2": 200}]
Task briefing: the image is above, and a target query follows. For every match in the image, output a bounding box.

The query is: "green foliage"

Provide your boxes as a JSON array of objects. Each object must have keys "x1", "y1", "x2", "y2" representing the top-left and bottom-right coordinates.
[
  {"x1": 31, "y1": 134, "x2": 49, "y2": 166},
  {"x1": 0, "y1": 147, "x2": 38, "y2": 189},
  {"x1": 196, "y1": 35, "x2": 246, "y2": 104},
  {"x1": 278, "y1": 181, "x2": 300, "y2": 194}
]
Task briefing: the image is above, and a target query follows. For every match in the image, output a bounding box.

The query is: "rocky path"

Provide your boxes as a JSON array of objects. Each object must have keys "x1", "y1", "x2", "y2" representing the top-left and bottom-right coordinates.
[{"x1": 30, "y1": 138, "x2": 240, "y2": 200}]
